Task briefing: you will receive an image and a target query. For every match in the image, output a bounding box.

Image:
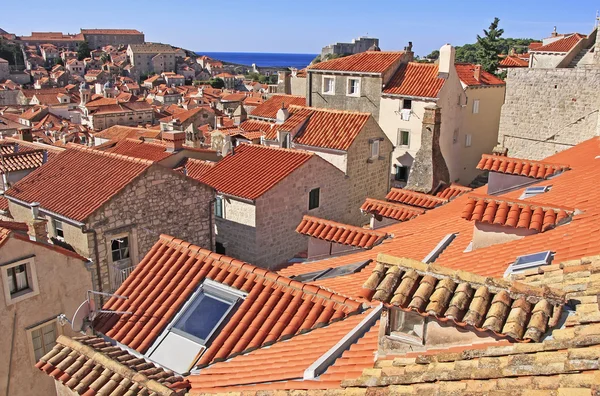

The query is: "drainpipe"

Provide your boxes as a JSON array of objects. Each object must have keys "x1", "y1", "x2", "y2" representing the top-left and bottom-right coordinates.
[
  {"x1": 82, "y1": 226, "x2": 103, "y2": 297},
  {"x1": 209, "y1": 196, "x2": 215, "y2": 251},
  {"x1": 307, "y1": 72, "x2": 312, "y2": 107}
]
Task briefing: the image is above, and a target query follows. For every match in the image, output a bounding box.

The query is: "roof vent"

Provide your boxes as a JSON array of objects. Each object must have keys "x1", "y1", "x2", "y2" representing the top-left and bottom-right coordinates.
[
  {"x1": 504, "y1": 251, "x2": 553, "y2": 277},
  {"x1": 422, "y1": 233, "x2": 457, "y2": 264}
]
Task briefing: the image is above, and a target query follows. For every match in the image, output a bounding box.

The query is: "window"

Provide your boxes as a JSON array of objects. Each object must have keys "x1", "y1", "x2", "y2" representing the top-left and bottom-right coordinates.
[
  {"x1": 53, "y1": 219, "x2": 64, "y2": 239},
  {"x1": 30, "y1": 320, "x2": 58, "y2": 361},
  {"x1": 519, "y1": 185, "x2": 552, "y2": 200},
  {"x1": 394, "y1": 165, "x2": 410, "y2": 182},
  {"x1": 398, "y1": 130, "x2": 410, "y2": 147},
  {"x1": 215, "y1": 196, "x2": 223, "y2": 218},
  {"x1": 347, "y1": 78, "x2": 360, "y2": 96},
  {"x1": 472, "y1": 99, "x2": 480, "y2": 114},
  {"x1": 388, "y1": 309, "x2": 425, "y2": 345},
  {"x1": 215, "y1": 242, "x2": 226, "y2": 254},
  {"x1": 504, "y1": 251, "x2": 553, "y2": 277},
  {"x1": 465, "y1": 134, "x2": 472, "y2": 147},
  {"x1": 111, "y1": 236, "x2": 130, "y2": 263},
  {"x1": 282, "y1": 133, "x2": 291, "y2": 148},
  {"x1": 7, "y1": 264, "x2": 29, "y2": 296},
  {"x1": 371, "y1": 139, "x2": 380, "y2": 158},
  {"x1": 402, "y1": 99, "x2": 412, "y2": 110},
  {"x1": 308, "y1": 188, "x2": 320, "y2": 210},
  {"x1": 322, "y1": 76, "x2": 335, "y2": 95}
]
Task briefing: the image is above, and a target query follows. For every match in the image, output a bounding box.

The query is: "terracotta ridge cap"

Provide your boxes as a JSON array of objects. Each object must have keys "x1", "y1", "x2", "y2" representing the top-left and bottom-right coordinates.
[
  {"x1": 66, "y1": 144, "x2": 154, "y2": 166},
  {"x1": 363, "y1": 198, "x2": 426, "y2": 214},
  {"x1": 389, "y1": 188, "x2": 449, "y2": 203},
  {"x1": 466, "y1": 193, "x2": 576, "y2": 213},
  {"x1": 0, "y1": 148, "x2": 46, "y2": 157},
  {"x1": 376, "y1": 253, "x2": 566, "y2": 304},
  {"x1": 300, "y1": 215, "x2": 388, "y2": 237},
  {"x1": 480, "y1": 153, "x2": 570, "y2": 169},
  {"x1": 54, "y1": 336, "x2": 177, "y2": 396}
]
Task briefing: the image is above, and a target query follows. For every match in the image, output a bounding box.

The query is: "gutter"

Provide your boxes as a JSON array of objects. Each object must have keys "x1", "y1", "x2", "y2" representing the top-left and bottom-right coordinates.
[
  {"x1": 303, "y1": 304, "x2": 382, "y2": 380},
  {"x1": 82, "y1": 226, "x2": 103, "y2": 296}
]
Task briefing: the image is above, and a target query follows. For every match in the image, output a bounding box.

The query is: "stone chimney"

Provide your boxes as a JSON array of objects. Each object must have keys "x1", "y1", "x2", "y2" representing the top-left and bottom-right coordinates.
[
  {"x1": 276, "y1": 103, "x2": 289, "y2": 124},
  {"x1": 473, "y1": 65, "x2": 482, "y2": 82},
  {"x1": 28, "y1": 202, "x2": 48, "y2": 243},
  {"x1": 405, "y1": 105, "x2": 450, "y2": 193},
  {"x1": 163, "y1": 131, "x2": 185, "y2": 152},
  {"x1": 277, "y1": 71, "x2": 291, "y2": 95},
  {"x1": 233, "y1": 104, "x2": 247, "y2": 126},
  {"x1": 437, "y1": 44, "x2": 455, "y2": 79}
]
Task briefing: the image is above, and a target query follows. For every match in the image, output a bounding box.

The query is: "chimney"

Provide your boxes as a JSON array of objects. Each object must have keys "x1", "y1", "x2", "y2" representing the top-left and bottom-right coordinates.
[
  {"x1": 28, "y1": 202, "x2": 48, "y2": 243},
  {"x1": 276, "y1": 103, "x2": 289, "y2": 124},
  {"x1": 405, "y1": 105, "x2": 449, "y2": 193},
  {"x1": 437, "y1": 44, "x2": 455, "y2": 79},
  {"x1": 42, "y1": 150, "x2": 48, "y2": 164},
  {"x1": 473, "y1": 65, "x2": 482, "y2": 82},
  {"x1": 163, "y1": 131, "x2": 185, "y2": 152},
  {"x1": 551, "y1": 26, "x2": 558, "y2": 37},
  {"x1": 403, "y1": 41, "x2": 414, "y2": 62}
]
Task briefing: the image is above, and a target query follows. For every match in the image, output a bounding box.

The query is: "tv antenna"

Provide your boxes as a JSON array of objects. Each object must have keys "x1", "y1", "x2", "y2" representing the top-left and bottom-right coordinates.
[{"x1": 58, "y1": 290, "x2": 132, "y2": 334}]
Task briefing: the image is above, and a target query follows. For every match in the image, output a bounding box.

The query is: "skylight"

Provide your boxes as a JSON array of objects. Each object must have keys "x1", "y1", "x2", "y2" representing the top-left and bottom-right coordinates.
[
  {"x1": 292, "y1": 260, "x2": 372, "y2": 282},
  {"x1": 422, "y1": 233, "x2": 457, "y2": 264},
  {"x1": 519, "y1": 185, "x2": 551, "y2": 200},
  {"x1": 504, "y1": 251, "x2": 553, "y2": 277}
]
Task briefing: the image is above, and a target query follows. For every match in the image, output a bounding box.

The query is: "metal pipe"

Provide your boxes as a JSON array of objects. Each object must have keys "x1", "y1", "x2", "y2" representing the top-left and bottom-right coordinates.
[
  {"x1": 5, "y1": 311, "x2": 17, "y2": 396},
  {"x1": 82, "y1": 226, "x2": 103, "y2": 299}
]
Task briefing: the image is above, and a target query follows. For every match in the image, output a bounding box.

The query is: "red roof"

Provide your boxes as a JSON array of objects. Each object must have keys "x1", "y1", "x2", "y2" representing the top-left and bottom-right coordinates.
[
  {"x1": 499, "y1": 55, "x2": 529, "y2": 67},
  {"x1": 462, "y1": 194, "x2": 573, "y2": 232},
  {"x1": 528, "y1": 42, "x2": 543, "y2": 50},
  {"x1": 196, "y1": 144, "x2": 313, "y2": 200},
  {"x1": 93, "y1": 234, "x2": 362, "y2": 364},
  {"x1": 94, "y1": 125, "x2": 161, "y2": 141},
  {"x1": 455, "y1": 64, "x2": 505, "y2": 86},
  {"x1": 532, "y1": 34, "x2": 586, "y2": 53},
  {"x1": 435, "y1": 183, "x2": 473, "y2": 199},
  {"x1": 477, "y1": 154, "x2": 569, "y2": 179},
  {"x1": 6, "y1": 146, "x2": 152, "y2": 222},
  {"x1": 184, "y1": 158, "x2": 216, "y2": 179},
  {"x1": 101, "y1": 139, "x2": 172, "y2": 161},
  {"x1": 81, "y1": 29, "x2": 142, "y2": 35},
  {"x1": 296, "y1": 215, "x2": 388, "y2": 249},
  {"x1": 360, "y1": 198, "x2": 425, "y2": 222},
  {"x1": 287, "y1": 106, "x2": 371, "y2": 151},
  {"x1": 249, "y1": 95, "x2": 306, "y2": 120},
  {"x1": 386, "y1": 188, "x2": 448, "y2": 209},
  {"x1": 239, "y1": 119, "x2": 275, "y2": 135},
  {"x1": 0, "y1": 149, "x2": 47, "y2": 173},
  {"x1": 382, "y1": 63, "x2": 445, "y2": 98},
  {"x1": 308, "y1": 51, "x2": 405, "y2": 74}
]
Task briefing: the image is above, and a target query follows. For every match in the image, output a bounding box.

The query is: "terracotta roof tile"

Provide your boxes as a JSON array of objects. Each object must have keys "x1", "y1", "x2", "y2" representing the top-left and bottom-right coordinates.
[
  {"x1": 461, "y1": 194, "x2": 574, "y2": 232},
  {"x1": 196, "y1": 144, "x2": 313, "y2": 200},
  {"x1": 35, "y1": 335, "x2": 188, "y2": 396},
  {"x1": 455, "y1": 63, "x2": 505, "y2": 86},
  {"x1": 360, "y1": 198, "x2": 425, "y2": 222},
  {"x1": 382, "y1": 62, "x2": 445, "y2": 98},
  {"x1": 93, "y1": 235, "x2": 362, "y2": 365},
  {"x1": 100, "y1": 139, "x2": 172, "y2": 161},
  {"x1": 434, "y1": 183, "x2": 473, "y2": 199},
  {"x1": 93, "y1": 125, "x2": 161, "y2": 141},
  {"x1": 386, "y1": 188, "x2": 448, "y2": 209},
  {"x1": 0, "y1": 149, "x2": 48, "y2": 173},
  {"x1": 81, "y1": 29, "x2": 142, "y2": 35},
  {"x1": 500, "y1": 55, "x2": 529, "y2": 67},
  {"x1": 238, "y1": 119, "x2": 274, "y2": 134},
  {"x1": 249, "y1": 95, "x2": 305, "y2": 120},
  {"x1": 308, "y1": 51, "x2": 405, "y2": 74},
  {"x1": 532, "y1": 33, "x2": 586, "y2": 53},
  {"x1": 6, "y1": 146, "x2": 152, "y2": 222},
  {"x1": 477, "y1": 153, "x2": 569, "y2": 179},
  {"x1": 183, "y1": 158, "x2": 216, "y2": 179},
  {"x1": 296, "y1": 215, "x2": 388, "y2": 249},
  {"x1": 360, "y1": 254, "x2": 565, "y2": 342}
]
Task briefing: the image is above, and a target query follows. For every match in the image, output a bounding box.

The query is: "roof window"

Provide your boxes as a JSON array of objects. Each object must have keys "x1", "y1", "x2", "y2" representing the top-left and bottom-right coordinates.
[
  {"x1": 519, "y1": 185, "x2": 551, "y2": 200},
  {"x1": 292, "y1": 260, "x2": 372, "y2": 282},
  {"x1": 422, "y1": 233, "x2": 457, "y2": 264},
  {"x1": 504, "y1": 251, "x2": 553, "y2": 277}
]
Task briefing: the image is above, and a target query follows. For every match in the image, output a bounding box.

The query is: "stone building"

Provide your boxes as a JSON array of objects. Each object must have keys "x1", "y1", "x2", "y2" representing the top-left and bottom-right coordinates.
[
  {"x1": 159, "y1": 106, "x2": 215, "y2": 148},
  {"x1": 5, "y1": 144, "x2": 215, "y2": 294},
  {"x1": 16, "y1": 32, "x2": 84, "y2": 50},
  {"x1": 81, "y1": 29, "x2": 145, "y2": 49},
  {"x1": 0, "y1": 221, "x2": 92, "y2": 396},
  {"x1": 379, "y1": 45, "x2": 506, "y2": 186},
  {"x1": 0, "y1": 57, "x2": 9, "y2": 81},
  {"x1": 194, "y1": 144, "x2": 347, "y2": 268},
  {"x1": 321, "y1": 36, "x2": 380, "y2": 58},
  {"x1": 306, "y1": 48, "x2": 413, "y2": 120},
  {"x1": 127, "y1": 43, "x2": 185, "y2": 75}
]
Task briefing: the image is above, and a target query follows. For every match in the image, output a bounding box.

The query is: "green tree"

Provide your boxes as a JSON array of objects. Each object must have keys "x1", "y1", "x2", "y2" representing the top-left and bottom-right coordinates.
[
  {"x1": 77, "y1": 41, "x2": 91, "y2": 61},
  {"x1": 100, "y1": 53, "x2": 111, "y2": 64},
  {"x1": 209, "y1": 77, "x2": 225, "y2": 89},
  {"x1": 0, "y1": 38, "x2": 24, "y2": 66},
  {"x1": 245, "y1": 72, "x2": 262, "y2": 82},
  {"x1": 426, "y1": 50, "x2": 439, "y2": 60},
  {"x1": 54, "y1": 57, "x2": 64, "y2": 66},
  {"x1": 476, "y1": 17, "x2": 504, "y2": 74}
]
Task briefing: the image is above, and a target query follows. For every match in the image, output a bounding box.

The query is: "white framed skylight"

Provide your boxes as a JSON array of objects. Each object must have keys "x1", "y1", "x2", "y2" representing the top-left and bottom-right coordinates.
[
  {"x1": 519, "y1": 185, "x2": 551, "y2": 200},
  {"x1": 292, "y1": 260, "x2": 372, "y2": 283},
  {"x1": 504, "y1": 251, "x2": 553, "y2": 277}
]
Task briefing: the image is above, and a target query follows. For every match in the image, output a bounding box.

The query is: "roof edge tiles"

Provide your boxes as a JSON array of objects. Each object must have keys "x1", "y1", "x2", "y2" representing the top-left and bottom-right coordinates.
[
  {"x1": 462, "y1": 194, "x2": 575, "y2": 232},
  {"x1": 359, "y1": 253, "x2": 565, "y2": 342},
  {"x1": 385, "y1": 188, "x2": 448, "y2": 209},
  {"x1": 65, "y1": 142, "x2": 155, "y2": 166},
  {"x1": 360, "y1": 198, "x2": 425, "y2": 222},
  {"x1": 296, "y1": 215, "x2": 388, "y2": 249},
  {"x1": 477, "y1": 153, "x2": 570, "y2": 179}
]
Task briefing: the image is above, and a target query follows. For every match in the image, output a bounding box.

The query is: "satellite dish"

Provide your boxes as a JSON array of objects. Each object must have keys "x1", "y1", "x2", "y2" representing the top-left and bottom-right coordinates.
[{"x1": 71, "y1": 300, "x2": 90, "y2": 332}]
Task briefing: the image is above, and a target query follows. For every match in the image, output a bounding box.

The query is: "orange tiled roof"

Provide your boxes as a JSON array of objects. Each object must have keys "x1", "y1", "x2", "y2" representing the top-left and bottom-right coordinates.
[
  {"x1": 532, "y1": 33, "x2": 586, "y2": 53},
  {"x1": 434, "y1": 183, "x2": 473, "y2": 199},
  {"x1": 477, "y1": 153, "x2": 569, "y2": 179},
  {"x1": 196, "y1": 144, "x2": 313, "y2": 200},
  {"x1": 296, "y1": 215, "x2": 388, "y2": 249},
  {"x1": 100, "y1": 139, "x2": 172, "y2": 161},
  {"x1": 249, "y1": 95, "x2": 306, "y2": 120},
  {"x1": 239, "y1": 119, "x2": 274, "y2": 135},
  {"x1": 159, "y1": 107, "x2": 203, "y2": 124},
  {"x1": 382, "y1": 62, "x2": 445, "y2": 98},
  {"x1": 308, "y1": 51, "x2": 405, "y2": 74},
  {"x1": 386, "y1": 188, "x2": 448, "y2": 209},
  {"x1": 360, "y1": 198, "x2": 425, "y2": 222},
  {"x1": 0, "y1": 149, "x2": 47, "y2": 173},
  {"x1": 81, "y1": 29, "x2": 142, "y2": 35},
  {"x1": 287, "y1": 106, "x2": 371, "y2": 151},
  {"x1": 499, "y1": 55, "x2": 529, "y2": 67},
  {"x1": 93, "y1": 234, "x2": 362, "y2": 365},
  {"x1": 461, "y1": 194, "x2": 574, "y2": 232},
  {"x1": 94, "y1": 125, "x2": 160, "y2": 141},
  {"x1": 455, "y1": 63, "x2": 505, "y2": 86},
  {"x1": 184, "y1": 158, "x2": 216, "y2": 179},
  {"x1": 5, "y1": 146, "x2": 152, "y2": 222}
]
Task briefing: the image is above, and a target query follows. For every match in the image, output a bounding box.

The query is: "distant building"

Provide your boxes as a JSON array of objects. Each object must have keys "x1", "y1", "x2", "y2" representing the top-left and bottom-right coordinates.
[
  {"x1": 321, "y1": 36, "x2": 380, "y2": 58},
  {"x1": 127, "y1": 43, "x2": 185, "y2": 75},
  {"x1": 81, "y1": 29, "x2": 144, "y2": 49}
]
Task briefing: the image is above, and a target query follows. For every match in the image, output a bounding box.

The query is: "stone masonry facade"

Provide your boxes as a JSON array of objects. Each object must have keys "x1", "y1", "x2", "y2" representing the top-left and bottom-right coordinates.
[{"x1": 498, "y1": 68, "x2": 600, "y2": 160}]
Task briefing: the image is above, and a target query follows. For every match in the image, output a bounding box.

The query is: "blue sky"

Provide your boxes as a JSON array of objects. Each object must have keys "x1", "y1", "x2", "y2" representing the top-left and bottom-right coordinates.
[{"x1": 2, "y1": 0, "x2": 598, "y2": 55}]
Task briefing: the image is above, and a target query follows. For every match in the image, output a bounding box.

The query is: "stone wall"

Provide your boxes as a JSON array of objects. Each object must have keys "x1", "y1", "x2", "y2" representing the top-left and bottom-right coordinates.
[
  {"x1": 215, "y1": 198, "x2": 257, "y2": 264},
  {"x1": 253, "y1": 155, "x2": 349, "y2": 269},
  {"x1": 498, "y1": 68, "x2": 600, "y2": 160}
]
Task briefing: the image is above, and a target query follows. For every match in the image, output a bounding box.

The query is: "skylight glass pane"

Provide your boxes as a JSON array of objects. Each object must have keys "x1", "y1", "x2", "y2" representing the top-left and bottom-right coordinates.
[
  {"x1": 514, "y1": 251, "x2": 551, "y2": 266},
  {"x1": 317, "y1": 260, "x2": 372, "y2": 280},
  {"x1": 524, "y1": 186, "x2": 548, "y2": 193},
  {"x1": 173, "y1": 293, "x2": 231, "y2": 343}
]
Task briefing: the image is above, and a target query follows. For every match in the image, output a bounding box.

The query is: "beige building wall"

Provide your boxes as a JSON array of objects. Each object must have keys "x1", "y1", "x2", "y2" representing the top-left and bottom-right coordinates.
[
  {"x1": 215, "y1": 197, "x2": 257, "y2": 264},
  {"x1": 88, "y1": 109, "x2": 154, "y2": 131},
  {"x1": 0, "y1": 237, "x2": 92, "y2": 396}
]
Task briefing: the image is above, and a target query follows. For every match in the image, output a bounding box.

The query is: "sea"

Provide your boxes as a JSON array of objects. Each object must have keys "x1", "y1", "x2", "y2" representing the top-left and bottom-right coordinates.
[{"x1": 196, "y1": 52, "x2": 316, "y2": 69}]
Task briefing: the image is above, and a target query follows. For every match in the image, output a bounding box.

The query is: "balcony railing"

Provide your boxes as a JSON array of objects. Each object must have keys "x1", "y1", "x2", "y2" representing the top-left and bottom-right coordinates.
[{"x1": 110, "y1": 263, "x2": 136, "y2": 292}]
